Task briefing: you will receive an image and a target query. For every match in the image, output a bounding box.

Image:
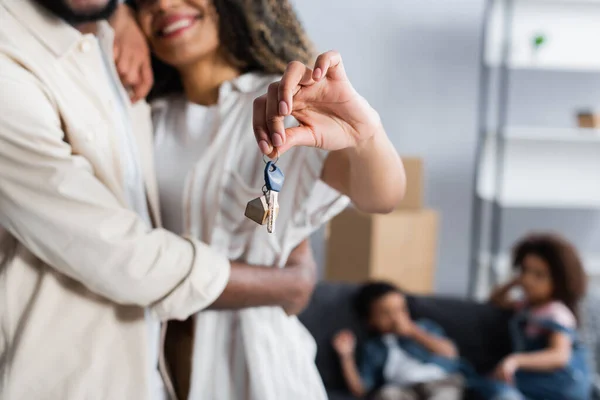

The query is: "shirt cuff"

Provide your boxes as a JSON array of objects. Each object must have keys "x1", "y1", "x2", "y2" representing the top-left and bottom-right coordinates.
[{"x1": 151, "y1": 237, "x2": 231, "y2": 321}]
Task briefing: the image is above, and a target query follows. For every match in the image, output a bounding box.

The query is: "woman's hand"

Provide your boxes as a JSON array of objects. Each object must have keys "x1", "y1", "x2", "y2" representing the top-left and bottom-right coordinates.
[
  {"x1": 493, "y1": 355, "x2": 520, "y2": 384},
  {"x1": 253, "y1": 51, "x2": 406, "y2": 213},
  {"x1": 333, "y1": 330, "x2": 357, "y2": 358},
  {"x1": 110, "y1": 4, "x2": 153, "y2": 103},
  {"x1": 252, "y1": 51, "x2": 381, "y2": 157}
]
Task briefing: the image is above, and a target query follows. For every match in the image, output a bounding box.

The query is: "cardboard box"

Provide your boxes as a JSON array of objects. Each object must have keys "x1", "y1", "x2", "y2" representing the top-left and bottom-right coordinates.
[
  {"x1": 326, "y1": 208, "x2": 438, "y2": 294},
  {"x1": 397, "y1": 157, "x2": 424, "y2": 210},
  {"x1": 577, "y1": 112, "x2": 600, "y2": 129}
]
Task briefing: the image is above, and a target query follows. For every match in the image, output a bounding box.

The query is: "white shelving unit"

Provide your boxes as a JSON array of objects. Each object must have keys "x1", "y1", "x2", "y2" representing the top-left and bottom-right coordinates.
[
  {"x1": 478, "y1": 128, "x2": 600, "y2": 208},
  {"x1": 469, "y1": 0, "x2": 600, "y2": 299},
  {"x1": 486, "y1": 0, "x2": 600, "y2": 71}
]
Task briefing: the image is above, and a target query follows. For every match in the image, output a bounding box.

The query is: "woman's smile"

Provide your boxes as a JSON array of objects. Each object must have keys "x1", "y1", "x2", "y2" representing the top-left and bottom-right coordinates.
[{"x1": 153, "y1": 13, "x2": 201, "y2": 40}]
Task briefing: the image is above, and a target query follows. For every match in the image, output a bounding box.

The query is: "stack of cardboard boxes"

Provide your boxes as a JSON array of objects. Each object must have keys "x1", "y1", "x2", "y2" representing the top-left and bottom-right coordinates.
[{"x1": 325, "y1": 157, "x2": 439, "y2": 294}]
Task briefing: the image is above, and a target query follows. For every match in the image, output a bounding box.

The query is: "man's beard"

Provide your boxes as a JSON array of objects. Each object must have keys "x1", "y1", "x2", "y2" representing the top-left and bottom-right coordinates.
[{"x1": 35, "y1": 0, "x2": 119, "y2": 24}]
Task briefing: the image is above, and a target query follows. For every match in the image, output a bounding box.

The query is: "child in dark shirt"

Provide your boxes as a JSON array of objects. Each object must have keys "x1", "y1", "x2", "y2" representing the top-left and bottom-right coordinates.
[{"x1": 333, "y1": 282, "x2": 463, "y2": 400}]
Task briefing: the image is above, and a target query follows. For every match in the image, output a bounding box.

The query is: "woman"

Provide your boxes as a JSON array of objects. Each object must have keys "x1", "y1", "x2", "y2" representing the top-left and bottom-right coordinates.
[{"x1": 113, "y1": 1, "x2": 406, "y2": 399}]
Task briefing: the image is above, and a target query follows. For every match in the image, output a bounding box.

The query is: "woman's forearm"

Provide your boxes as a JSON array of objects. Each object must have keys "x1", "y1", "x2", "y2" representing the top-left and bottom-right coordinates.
[
  {"x1": 322, "y1": 124, "x2": 406, "y2": 214},
  {"x1": 339, "y1": 355, "x2": 366, "y2": 397},
  {"x1": 208, "y1": 240, "x2": 316, "y2": 315}
]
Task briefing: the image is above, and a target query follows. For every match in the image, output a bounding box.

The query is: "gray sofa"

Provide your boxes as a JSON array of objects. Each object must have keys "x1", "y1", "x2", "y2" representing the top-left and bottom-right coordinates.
[{"x1": 299, "y1": 282, "x2": 599, "y2": 400}]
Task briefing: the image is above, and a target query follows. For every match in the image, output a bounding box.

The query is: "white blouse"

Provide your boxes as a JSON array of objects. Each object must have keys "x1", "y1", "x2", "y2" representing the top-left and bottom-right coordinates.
[{"x1": 152, "y1": 72, "x2": 349, "y2": 400}]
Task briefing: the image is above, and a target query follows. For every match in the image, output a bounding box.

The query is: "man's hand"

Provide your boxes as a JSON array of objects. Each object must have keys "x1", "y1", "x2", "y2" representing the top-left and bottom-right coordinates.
[
  {"x1": 110, "y1": 4, "x2": 153, "y2": 103},
  {"x1": 281, "y1": 239, "x2": 317, "y2": 315},
  {"x1": 252, "y1": 51, "x2": 381, "y2": 158},
  {"x1": 333, "y1": 330, "x2": 357, "y2": 358}
]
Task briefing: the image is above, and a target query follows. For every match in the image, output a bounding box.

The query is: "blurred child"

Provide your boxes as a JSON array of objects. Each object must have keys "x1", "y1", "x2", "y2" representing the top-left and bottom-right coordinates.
[
  {"x1": 333, "y1": 282, "x2": 463, "y2": 400},
  {"x1": 473, "y1": 233, "x2": 590, "y2": 400}
]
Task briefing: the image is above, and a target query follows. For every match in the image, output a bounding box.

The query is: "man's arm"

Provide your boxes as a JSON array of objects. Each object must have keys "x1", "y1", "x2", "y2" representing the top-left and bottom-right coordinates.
[
  {"x1": 0, "y1": 57, "x2": 229, "y2": 321},
  {"x1": 211, "y1": 239, "x2": 316, "y2": 315}
]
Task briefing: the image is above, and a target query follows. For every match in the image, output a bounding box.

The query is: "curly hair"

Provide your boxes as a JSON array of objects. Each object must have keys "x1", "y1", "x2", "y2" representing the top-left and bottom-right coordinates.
[
  {"x1": 512, "y1": 233, "x2": 587, "y2": 320},
  {"x1": 141, "y1": 0, "x2": 315, "y2": 100}
]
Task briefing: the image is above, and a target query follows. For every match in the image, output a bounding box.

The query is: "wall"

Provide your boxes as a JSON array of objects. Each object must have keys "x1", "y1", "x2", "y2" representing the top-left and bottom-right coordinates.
[{"x1": 298, "y1": 0, "x2": 600, "y2": 295}]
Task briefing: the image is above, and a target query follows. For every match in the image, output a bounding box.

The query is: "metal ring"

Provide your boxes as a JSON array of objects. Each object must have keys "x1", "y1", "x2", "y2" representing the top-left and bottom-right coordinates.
[{"x1": 262, "y1": 148, "x2": 280, "y2": 165}]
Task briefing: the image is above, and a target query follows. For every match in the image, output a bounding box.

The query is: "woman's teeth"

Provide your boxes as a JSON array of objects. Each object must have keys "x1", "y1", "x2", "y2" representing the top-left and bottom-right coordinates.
[{"x1": 162, "y1": 19, "x2": 193, "y2": 36}]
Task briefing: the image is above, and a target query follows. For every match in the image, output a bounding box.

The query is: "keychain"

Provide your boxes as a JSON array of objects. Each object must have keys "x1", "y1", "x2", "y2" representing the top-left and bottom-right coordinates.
[{"x1": 244, "y1": 153, "x2": 285, "y2": 234}]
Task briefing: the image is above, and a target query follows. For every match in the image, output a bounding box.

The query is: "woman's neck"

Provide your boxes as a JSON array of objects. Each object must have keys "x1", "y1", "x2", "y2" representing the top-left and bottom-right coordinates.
[{"x1": 178, "y1": 55, "x2": 240, "y2": 106}]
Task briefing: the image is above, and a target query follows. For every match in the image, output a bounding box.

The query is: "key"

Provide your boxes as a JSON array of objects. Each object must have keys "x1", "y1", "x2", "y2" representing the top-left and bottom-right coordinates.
[
  {"x1": 245, "y1": 195, "x2": 269, "y2": 225},
  {"x1": 244, "y1": 161, "x2": 285, "y2": 232},
  {"x1": 266, "y1": 190, "x2": 279, "y2": 233},
  {"x1": 264, "y1": 161, "x2": 285, "y2": 234}
]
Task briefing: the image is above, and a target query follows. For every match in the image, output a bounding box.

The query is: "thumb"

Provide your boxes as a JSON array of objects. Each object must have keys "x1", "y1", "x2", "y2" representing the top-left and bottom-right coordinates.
[{"x1": 276, "y1": 125, "x2": 319, "y2": 155}]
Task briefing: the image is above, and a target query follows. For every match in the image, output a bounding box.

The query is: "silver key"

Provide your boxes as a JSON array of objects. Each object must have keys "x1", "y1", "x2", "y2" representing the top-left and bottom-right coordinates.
[{"x1": 266, "y1": 190, "x2": 279, "y2": 234}]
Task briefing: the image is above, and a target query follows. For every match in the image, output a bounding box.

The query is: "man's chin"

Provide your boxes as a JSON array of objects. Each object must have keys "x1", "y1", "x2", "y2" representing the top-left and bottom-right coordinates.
[{"x1": 35, "y1": 0, "x2": 118, "y2": 24}]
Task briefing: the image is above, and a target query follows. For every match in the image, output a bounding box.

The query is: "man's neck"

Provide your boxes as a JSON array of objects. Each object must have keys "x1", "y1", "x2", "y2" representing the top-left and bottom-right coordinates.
[
  {"x1": 178, "y1": 54, "x2": 240, "y2": 106},
  {"x1": 76, "y1": 22, "x2": 99, "y2": 35}
]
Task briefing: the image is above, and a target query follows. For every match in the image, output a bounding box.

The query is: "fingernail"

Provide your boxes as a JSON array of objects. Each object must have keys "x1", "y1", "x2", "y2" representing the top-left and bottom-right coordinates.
[
  {"x1": 272, "y1": 133, "x2": 284, "y2": 147},
  {"x1": 279, "y1": 101, "x2": 289, "y2": 116},
  {"x1": 313, "y1": 68, "x2": 322, "y2": 80},
  {"x1": 258, "y1": 140, "x2": 271, "y2": 154}
]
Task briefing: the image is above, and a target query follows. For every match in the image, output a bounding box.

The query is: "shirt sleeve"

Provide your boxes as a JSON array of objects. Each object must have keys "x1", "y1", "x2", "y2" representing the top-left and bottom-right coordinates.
[
  {"x1": 531, "y1": 301, "x2": 577, "y2": 332},
  {"x1": 357, "y1": 341, "x2": 379, "y2": 393},
  {"x1": 281, "y1": 147, "x2": 350, "y2": 253},
  {"x1": 0, "y1": 56, "x2": 230, "y2": 321},
  {"x1": 416, "y1": 319, "x2": 446, "y2": 337}
]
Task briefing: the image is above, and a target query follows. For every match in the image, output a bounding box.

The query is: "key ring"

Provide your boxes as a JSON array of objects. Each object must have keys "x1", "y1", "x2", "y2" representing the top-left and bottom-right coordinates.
[{"x1": 263, "y1": 148, "x2": 280, "y2": 166}]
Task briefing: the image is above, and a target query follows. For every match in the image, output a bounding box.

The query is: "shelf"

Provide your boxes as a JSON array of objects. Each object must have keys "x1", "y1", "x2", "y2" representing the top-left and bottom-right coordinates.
[
  {"x1": 492, "y1": 126, "x2": 600, "y2": 143},
  {"x1": 477, "y1": 127, "x2": 600, "y2": 208},
  {"x1": 485, "y1": 0, "x2": 600, "y2": 72}
]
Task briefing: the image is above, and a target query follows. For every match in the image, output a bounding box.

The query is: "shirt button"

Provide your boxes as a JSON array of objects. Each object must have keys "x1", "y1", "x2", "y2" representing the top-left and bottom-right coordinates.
[{"x1": 79, "y1": 40, "x2": 92, "y2": 53}]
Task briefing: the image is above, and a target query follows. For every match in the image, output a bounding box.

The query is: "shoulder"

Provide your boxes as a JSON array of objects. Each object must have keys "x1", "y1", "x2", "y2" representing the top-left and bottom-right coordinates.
[
  {"x1": 0, "y1": 54, "x2": 60, "y2": 129},
  {"x1": 231, "y1": 72, "x2": 281, "y2": 99},
  {"x1": 533, "y1": 301, "x2": 577, "y2": 329}
]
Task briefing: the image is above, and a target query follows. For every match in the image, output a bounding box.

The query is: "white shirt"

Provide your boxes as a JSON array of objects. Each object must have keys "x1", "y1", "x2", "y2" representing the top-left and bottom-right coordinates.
[
  {"x1": 382, "y1": 334, "x2": 448, "y2": 386},
  {"x1": 152, "y1": 72, "x2": 350, "y2": 400},
  {"x1": 155, "y1": 99, "x2": 220, "y2": 235},
  {"x1": 98, "y1": 40, "x2": 165, "y2": 400}
]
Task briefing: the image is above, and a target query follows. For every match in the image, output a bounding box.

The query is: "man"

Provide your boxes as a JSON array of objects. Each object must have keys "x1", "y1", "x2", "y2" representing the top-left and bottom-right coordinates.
[{"x1": 0, "y1": 0, "x2": 318, "y2": 398}]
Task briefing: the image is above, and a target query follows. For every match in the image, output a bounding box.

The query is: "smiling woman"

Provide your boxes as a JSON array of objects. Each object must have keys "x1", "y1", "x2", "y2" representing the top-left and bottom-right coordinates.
[
  {"x1": 128, "y1": 0, "x2": 314, "y2": 101},
  {"x1": 113, "y1": 1, "x2": 405, "y2": 399}
]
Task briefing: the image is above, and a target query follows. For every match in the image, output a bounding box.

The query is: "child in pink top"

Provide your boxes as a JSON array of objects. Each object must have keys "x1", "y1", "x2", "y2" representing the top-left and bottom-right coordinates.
[{"x1": 473, "y1": 233, "x2": 590, "y2": 400}]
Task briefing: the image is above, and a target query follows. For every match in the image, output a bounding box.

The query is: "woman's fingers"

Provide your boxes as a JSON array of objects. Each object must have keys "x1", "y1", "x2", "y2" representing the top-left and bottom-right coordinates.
[
  {"x1": 278, "y1": 61, "x2": 314, "y2": 116},
  {"x1": 265, "y1": 82, "x2": 286, "y2": 147},
  {"x1": 313, "y1": 50, "x2": 346, "y2": 81},
  {"x1": 253, "y1": 94, "x2": 275, "y2": 156},
  {"x1": 273, "y1": 125, "x2": 319, "y2": 155}
]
